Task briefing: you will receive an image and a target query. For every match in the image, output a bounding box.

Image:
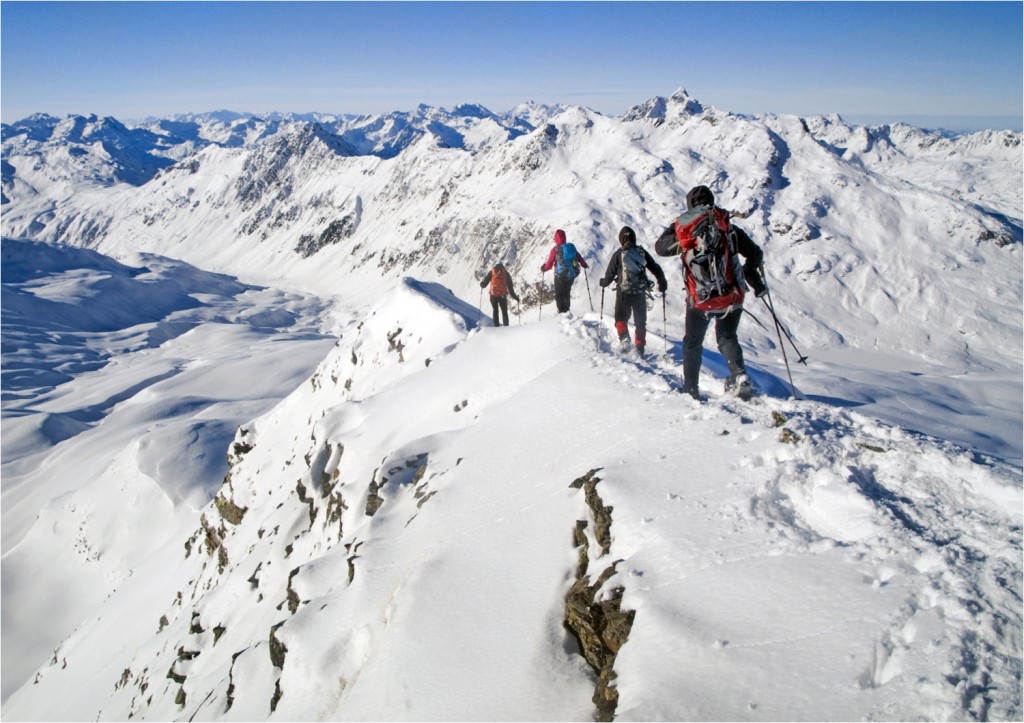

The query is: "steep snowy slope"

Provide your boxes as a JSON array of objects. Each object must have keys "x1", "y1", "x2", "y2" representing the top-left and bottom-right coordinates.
[
  {"x1": 4, "y1": 275, "x2": 1020, "y2": 721},
  {"x1": 0, "y1": 240, "x2": 338, "y2": 699}
]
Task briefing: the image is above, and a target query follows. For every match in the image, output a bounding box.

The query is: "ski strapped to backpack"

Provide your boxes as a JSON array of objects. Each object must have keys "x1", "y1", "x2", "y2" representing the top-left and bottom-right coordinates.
[
  {"x1": 675, "y1": 205, "x2": 747, "y2": 313},
  {"x1": 556, "y1": 242, "x2": 581, "y2": 279},
  {"x1": 619, "y1": 246, "x2": 653, "y2": 295}
]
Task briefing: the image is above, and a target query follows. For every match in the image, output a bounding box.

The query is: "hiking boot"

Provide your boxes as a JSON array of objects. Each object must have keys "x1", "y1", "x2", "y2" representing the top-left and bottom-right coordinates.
[
  {"x1": 635, "y1": 344, "x2": 645, "y2": 357},
  {"x1": 617, "y1": 335, "x2": 630, "y2": 353},
  {"x1": 680, "y1": 384, "x2": 700, "y2": 400},
  {"x1": 726, "y1": 373, "x2": 754, "y2": 400}
]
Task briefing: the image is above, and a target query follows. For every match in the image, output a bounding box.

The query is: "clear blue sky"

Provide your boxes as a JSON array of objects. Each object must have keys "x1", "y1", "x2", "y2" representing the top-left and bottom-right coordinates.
[{"x1": 2, "y1": 1, "x2": 1021, "y2": 131}]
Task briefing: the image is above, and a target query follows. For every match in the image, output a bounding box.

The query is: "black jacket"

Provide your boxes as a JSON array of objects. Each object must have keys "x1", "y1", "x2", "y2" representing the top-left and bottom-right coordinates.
[
  {"x1": 655, "y1": 217, "x2": 766, "y2": 294},
  {"x1": 601, "y1": 244, "x2": 668, "y2": 294}
]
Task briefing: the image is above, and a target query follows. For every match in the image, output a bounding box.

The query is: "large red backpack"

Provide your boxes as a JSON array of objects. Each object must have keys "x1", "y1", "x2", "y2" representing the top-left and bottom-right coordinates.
[{"x1": 675, "y1": 205, "x2": 747, "y2": 313}]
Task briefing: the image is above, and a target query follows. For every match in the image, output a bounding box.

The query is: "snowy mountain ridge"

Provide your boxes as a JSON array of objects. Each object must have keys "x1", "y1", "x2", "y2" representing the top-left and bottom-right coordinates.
[{"x1": 1, "y1": 88, "x2": 1021, "y2": 720}]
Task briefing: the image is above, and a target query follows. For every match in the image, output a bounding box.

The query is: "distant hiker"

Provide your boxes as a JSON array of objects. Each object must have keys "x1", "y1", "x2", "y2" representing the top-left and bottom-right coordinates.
[
  {"x1": 480, "y1": 262, "x2": 520, "y2": 327},
  {"x1": 655, "y1": 185, "x2": 767, "y2": 399},
  {"x1": 541, "y1": 229, "x2": 588, "y2": 314},
  {"x1": 599, "y1": 226, "x2": 667, "y2": 357}
]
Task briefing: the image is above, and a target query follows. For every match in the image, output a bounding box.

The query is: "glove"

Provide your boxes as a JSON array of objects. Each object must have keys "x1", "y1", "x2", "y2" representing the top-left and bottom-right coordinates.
[
  {"x1": 658, "y1": 280, "x2": 668, "y2": 293},
  {"x1": 512, "y1": 295, "x2": 520, "y2": 302},
  {"x1": 744, "y1": 264, "x2": 767, "y2": 297},
  {"x1": 540, "y1": 264, "x2": 547, "y2": 273},
  {"x1": 599, "y1": 278, "x2": 610, "y2": 288}
]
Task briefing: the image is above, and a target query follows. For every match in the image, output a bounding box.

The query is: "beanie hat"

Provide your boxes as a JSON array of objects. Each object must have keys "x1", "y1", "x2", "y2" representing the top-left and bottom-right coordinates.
[
  {"x1": 618, "y1": 226, "x2": 637, "y2": 247},
  {"x1": 686, "y1": 185, "x2": 714, "y2": 209},
  {"x1": 554, "y1": 229, "x2": 566, "y2": 246}
]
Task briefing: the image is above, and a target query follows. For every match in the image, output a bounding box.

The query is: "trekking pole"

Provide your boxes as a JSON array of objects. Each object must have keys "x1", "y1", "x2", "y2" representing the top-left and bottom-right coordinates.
[
  {"x1": 761, "y1": 297, "x2": 809, "y2": 365},
  {"x1": 662, "y1": 292, "x2": 668, "y2": 353},
  {"x1": 759, "y1": 264, "x2": 808, "y2": 364},
  {"x1": 479, "y1": 287, "x2": 485, "y2": 326},
  {"x1": 538, "y1": 270, "x2": 545, "y2": 321},
  {"x1": 744, "y1": 307, "x2": 774, "y2": 335},
  {"x1": 583, "y1": 268, "x2": 595, "y2": 312},
  {"x1": 763, "y1": 292, "x2": 798, "y2": 399},
  {"x1": 597, "y1": 285, "x2": 605, "y2": 352}
]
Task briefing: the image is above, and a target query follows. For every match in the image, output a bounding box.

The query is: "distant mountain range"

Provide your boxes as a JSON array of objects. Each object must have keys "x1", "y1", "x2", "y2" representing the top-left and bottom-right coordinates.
[{"x1": 3, "y1": 88, "x2": 1020, "y2": 370}]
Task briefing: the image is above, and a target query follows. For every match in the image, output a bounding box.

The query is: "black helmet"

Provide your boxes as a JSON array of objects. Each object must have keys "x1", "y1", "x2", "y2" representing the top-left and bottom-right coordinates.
[
  {"x1": 618, "y1": 226, "x2": 637, "y2": 247},
  {"x1": 686, "y1": 185, "x2": 714, "y2": 209}
]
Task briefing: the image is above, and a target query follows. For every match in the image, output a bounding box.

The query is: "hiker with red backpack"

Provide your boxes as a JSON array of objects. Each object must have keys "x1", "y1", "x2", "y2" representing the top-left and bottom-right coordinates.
[
  {"x1": 655, "y1": 185, "x2": 767, "y2": 400},
  {"x1": 480, "y1": 262, "x2": 520, "y2": 327},
  {"x1": 599, "y1": 226, "x2": 667, "y2": 357},
  {"x1": 541, "y1": 229, "x2": 588, "y2": 314}
]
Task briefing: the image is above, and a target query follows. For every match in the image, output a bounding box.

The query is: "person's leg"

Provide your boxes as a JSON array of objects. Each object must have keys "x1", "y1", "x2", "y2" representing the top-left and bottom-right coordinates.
[
  {"x1": 490, "y1": 296, "x2": 501, "y2": 326},
  {"x1": 555, "y1": 277, "x2": 571, "y2": 313},
  {"x1": 499, "y1": 297, "x2": 510, "y2": 326},
  {"x1": 613, "y1": 293, "x2": 630, "y2": 345},
  {"x1": 682, "y1": 306, "x2": 710, "y2": 392},
  {"x1": 715, "y1": 308, "x2": 745, "y2": 376},
  {"x1": 633, "y1": 296, "x2": 648, "y2": 353}
]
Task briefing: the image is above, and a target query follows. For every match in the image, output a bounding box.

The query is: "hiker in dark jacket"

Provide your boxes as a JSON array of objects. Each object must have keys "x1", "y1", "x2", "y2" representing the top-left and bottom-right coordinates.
[
  {"x1": 480, "y1": 262, "x2": 520, "y2": 326},
  {"x1": 540, "y1": 229, "x2": 588, "y2": 314},
  {"x1": 599, "y1": 226, "x2": 667, "y2": 356},
  {"x1": 655, "y1": 185, "x2": 767, "y2": 399}
]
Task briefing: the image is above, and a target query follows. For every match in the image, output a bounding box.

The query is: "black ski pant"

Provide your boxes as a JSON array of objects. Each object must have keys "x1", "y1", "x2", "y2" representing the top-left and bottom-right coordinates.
[
  {"x1": 614, "y1": 292, "x2": 648, "y2": 348},
  {"x1": 554, "y1": 275, "x2": 573, "y2": 313},
  {"x1": 490, "y1": 295, "x2": 510, "y2": 326},
  {"x1": 682, "y1": 306, "x2": 745, "y2": 389}
]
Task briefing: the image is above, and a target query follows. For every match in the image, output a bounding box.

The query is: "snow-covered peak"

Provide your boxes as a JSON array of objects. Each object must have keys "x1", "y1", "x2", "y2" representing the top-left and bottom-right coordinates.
[
  {"x1": 669, "y1": 85, "x2": 706, "y2": 113},
  {"x1": 623, "y1": 88, "x2": 707, "y2": 123},
  {"x1": 449, "y1": 102, "x2": 492, "y2": 119}
]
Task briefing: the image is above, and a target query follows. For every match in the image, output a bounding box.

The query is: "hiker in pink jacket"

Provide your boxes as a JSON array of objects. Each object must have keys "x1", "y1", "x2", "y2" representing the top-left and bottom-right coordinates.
[{"x1": 540, "y1": 229, "x2": 588, "y2": 313}]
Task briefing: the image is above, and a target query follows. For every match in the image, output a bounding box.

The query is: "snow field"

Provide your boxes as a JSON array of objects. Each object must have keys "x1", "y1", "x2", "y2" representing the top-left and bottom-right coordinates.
[{"x1": 9, "y1": 274, "x2": 1019, "y2": 720}]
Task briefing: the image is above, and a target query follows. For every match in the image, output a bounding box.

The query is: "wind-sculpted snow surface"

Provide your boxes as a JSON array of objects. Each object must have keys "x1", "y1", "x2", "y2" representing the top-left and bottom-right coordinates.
[
  {"x1": 0, "y1": 240, "x2": 337, "y2": 700},
  {"x1": 4, "y1": 277, "x2": 1020, "y2": 721}
]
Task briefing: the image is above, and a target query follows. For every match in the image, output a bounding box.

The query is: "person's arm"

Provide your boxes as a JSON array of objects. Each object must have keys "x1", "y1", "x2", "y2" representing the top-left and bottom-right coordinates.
[
  {"x1": 734, "y1": 227, "x2": 767, "y2": 296},
  {"x1": 541, "y1": 246, "x2": 557, "y2": 272},
  {"x1": 507, "y1": 275, "x2": 519, "y2": 301},
  {"x1": 480, "y1": 272, "x2": 491, "y2": 289},
  {"x1": 654, "y1": 224, "x2": 680, "y2": 257},
  {"x1": 734, "y1": 227, "x2": 763, "y2": 267},
  {"x1": 643, "y1": 249, "x2": 668, "y2": 292},
  {"x1": 579, "y1": 255, "x2": 589, "y2": 269},
  {"x1": 599, "y1": 250, "x2": 621, "y2": 287}
]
